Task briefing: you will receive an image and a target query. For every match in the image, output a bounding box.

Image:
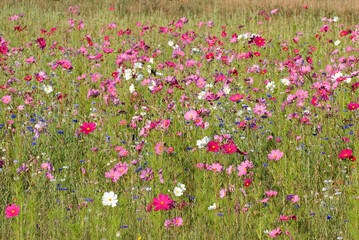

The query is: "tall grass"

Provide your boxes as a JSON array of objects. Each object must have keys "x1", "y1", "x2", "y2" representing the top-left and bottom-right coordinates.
[{"x1": 0, "y1": 0, "x2": 358, "y2": 239}]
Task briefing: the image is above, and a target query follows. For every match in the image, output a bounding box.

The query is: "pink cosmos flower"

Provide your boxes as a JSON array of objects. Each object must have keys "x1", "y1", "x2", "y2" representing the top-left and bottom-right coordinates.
[
  {"x1": 45, "y1": 172, "x2": 54, "y2": 180},
  {"x1": 237, "y1": 165, "x2": 247, "y2": 176},
  {"x1": 259, "y1": 198, "x2": 269, "y2": 203},
  {"x1": 105, "y1": 169, "x2": 120, "y2": 182},
  {"x1": 338, "y1": 149, "x2": 352, "y2": 159},
  {"x1": 229, "y1": 93, "x2": 244, "y2": 102},
  {"x1": 266, "y1": 190, "x2": 278, "y2": 197},
  {"x1": 348, "y1": 102, "x2": 359, "y2": 111},
  {"x1": 220, "y1": 188, "x2": 227, "y2": 198},
  {"x1": 207, "y1": 141, "x2": 220, "y2": 152},
  {"x1": 152, "y1": 194, "x2": 173, "y2": 211},
  {"x1": 5, "y1": 204, "x2": 20, "y2": 218},
  {"x1": 1, "y1": 95, "x2": 11, "y2": 104},
  {"x1": 155, "y1": 142, "x2": 166, "y2": 155},
  {"x1": 268, "y1": 149, "x2": 284, "y2": 160},
  {"x1": 115, "y1": 165, "x2": 128, "y2": 176},
  {"x1": 287, "y1": 195, "x2": 300, "y2": 203},
  {"x1": 172, "y1": 217, "x2": 183, "y2": 226},
  {"x1": 209, "y1": 163, "x2": 223, "y2": 172},
  {"x1": 222, "y1": 143, "x2": 237, "y2": 154},
  {"x1": 184, "y1": 110, "x2": 198, "y2": 121},
  {"x1": 268, "y1": 227, "x2": 282, "y2": 237},
  {"x1": 164, "y1": 219, "x2": 173, "y2": 229},
  {"x1": 80, "y1": 122, "x2": 96, "y2": 135}
]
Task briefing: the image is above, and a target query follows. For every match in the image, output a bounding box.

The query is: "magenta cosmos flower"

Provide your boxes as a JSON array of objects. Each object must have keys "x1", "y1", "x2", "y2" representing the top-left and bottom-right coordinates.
[
  {"x1": 206, "y1": 141, "x2": 220, "y2": 152},
  {"x1": 5, "y1": 204, "x2": 20, "y2": 218},
  {"x1": 229, "y1": 93, "x2": 244, "y2": 102},
  {"x1": 222, "y1": 143, "x2": 237, "y2": 154},
  {"x1": 80, "y1": 122, "x2": 96, "y2": 135},
  {"x1": 338, "y1": 149, "x2": 352, "y2": 159},
  {"x1": 268, "y1": 149, "x2": 284, "y2": 160},
  {"x1": 152, "y1": 194, "x2": 174, "y2": 211},
  {"x1": 348, "y1": 102, "x2": 359, "y2": 111}
]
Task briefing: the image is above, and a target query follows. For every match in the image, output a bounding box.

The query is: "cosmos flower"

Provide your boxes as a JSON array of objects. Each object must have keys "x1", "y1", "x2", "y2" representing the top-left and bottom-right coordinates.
[
  {"x1": 348, "y1": 103, "x2": 359, "y2": 111},
  {"x1": 208, "y1": 203, "x2": 216, "y2": 210},
  {"x1": 80, "y1": 122, "x2": 96, "y2": 135},
  {"x1": 286, "y1": 195, "x2": 300, "y2": 203},
  {"x1": 1, "y1": 95, "x2": 11, "y2": 104},
  {"x1": 42, "y1": 85, "x2": 53, "y2": 94},
  {"x1": 173, "y1": 217, "x2": 183, "y2": 226},
  {"x1": 152, "y1": 194, "x2": 174, "y2": 211},
  {"x1": 338, "y1": 149, "x2": 352, "y2": 159},
  {"x1": 174, "y1": 187, "x2": 184, "y2": 196},
  {"x1": 268, "y1": 149, "x2": 284, "y2": 161},
  {"x1": 140, "y1": 168, "x2": 154, "y2": 181},
  {"x1": 184, "y1": 110, "x2": 198, "y2": 121},
  {"x1": 102, "y1": 191, "x2": 118, "y2": 207},
  {"x1": 5, "y1": 204, "x2": 20, "y2": 218}
]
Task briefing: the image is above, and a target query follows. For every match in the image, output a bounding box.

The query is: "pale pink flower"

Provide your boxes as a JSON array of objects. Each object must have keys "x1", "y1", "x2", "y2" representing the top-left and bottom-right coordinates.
[
  {"x1": 1, "y1": 95, "x2": 11, "y2": 104},
  {"x1": 173, "y1": 217, "x2": 183, "y2": 226},
  {"x1": 268, "y1": 149, "x2": 284, "y2": 160},
  {"x1": 184, "y1": 110, "x2": 198, "y2": 120}
]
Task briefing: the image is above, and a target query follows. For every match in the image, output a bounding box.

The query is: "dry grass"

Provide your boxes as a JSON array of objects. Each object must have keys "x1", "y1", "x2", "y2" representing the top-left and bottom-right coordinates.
[{"x1": 1, "y1": 0, "x2": 359, "y2": 23}]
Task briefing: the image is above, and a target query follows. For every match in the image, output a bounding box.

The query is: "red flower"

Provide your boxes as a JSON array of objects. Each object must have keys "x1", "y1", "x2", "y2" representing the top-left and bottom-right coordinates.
[
  {"x1": 349, "y1": 156, "x2": 356, "y2": 162},
  {"x1": 244, "y1": 179, "x2": 252, "y2": 187},
  {"x1": 152, "y1": 194, "x2": 174, "y2": 211},
  {"x1": 338, "y1": 149, "x2": 352, "y2": 159},
  {"x1": 348, "y1": 103, "x2": 359, "y2": 111},
  {"x1": 80, "y1": 122, "x2": 96, "y2": 135},
  {"x1": 207, "y1": 141, "x2": 220, "y2": 153},
  {"x1": 254, "y1": 36, "x2": 265, "y2": 47}
]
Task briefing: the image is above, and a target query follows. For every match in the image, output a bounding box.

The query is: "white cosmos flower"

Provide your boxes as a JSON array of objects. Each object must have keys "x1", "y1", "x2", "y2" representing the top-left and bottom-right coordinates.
[
  {"x1": 124, "y1": 69, "x2": 132, "y2": 80},
  {"x1": 196, "y1": 136, "x2": 211, "y2": 149},
  {"x1": 223, "y1": 86, "x2": 231, "y2": 94},
  {"x1": 129, "y1": 84, "x2": 135, "y2": 94},
  {"x1": 334, "y1": 40, "x2": 340, "y2": 46},
  {"x1": 102, "y1": 191, "x2": 118, "y2": 207},
  {"x1": 168, "y1": 40, "x2": 174, "y2": 47},
  {"x1": 198, "y1": 91, "x2": 206, "y2": 100},
  {"x1": 191, "y1": 48, "x2": 201, "y2": 54},
  {"x1": 133, "y1": 62, "x2": 143, "y2": 69},
  {"x1": 177, "y1": 182, "x2": 186, "y2": 191},
  {"x1": 344, "y1": 76, "x2": 352, "y2": 83},
  {"x1": 281, "y1": 78, "x2": 290, "y2": 86},
  {"x1": 135, "y1": 73, "x2": 144, "y2": 82},
  {"x1": 208, "y1": 203, "x2": 216, "y2": 210},
  {"x1": 148, "y1": 80, "x2": 156, "y2": 91},
  {"x1": 333, "y1": 16, "x2": 339, "y2": 22},
  {"x1": 42, "y1": 85, "x2": 53, "y2": 94},
  {"x1": 331, "y1": 72, "x2": 342, "y2": 82},
  {"x1": 173, "y1": 187, "x2": 184, "y2": 196}
]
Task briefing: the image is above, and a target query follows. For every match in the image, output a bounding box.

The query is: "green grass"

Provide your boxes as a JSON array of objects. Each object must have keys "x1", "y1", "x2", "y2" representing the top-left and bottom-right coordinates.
[{"x1": 0, "y1": 1, "x2": 358, "y2": 239}]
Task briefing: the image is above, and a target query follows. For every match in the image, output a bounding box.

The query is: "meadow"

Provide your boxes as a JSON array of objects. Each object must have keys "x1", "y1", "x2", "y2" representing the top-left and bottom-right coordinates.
[{"x1": 0, "y1": 0, "x2": 359, "y2": 239}]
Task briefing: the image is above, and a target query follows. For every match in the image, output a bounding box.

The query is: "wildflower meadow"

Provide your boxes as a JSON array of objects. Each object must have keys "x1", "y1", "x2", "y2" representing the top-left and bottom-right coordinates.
[{"x1": 1, "y1": 0, "x2": 359, "y2": 239}]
